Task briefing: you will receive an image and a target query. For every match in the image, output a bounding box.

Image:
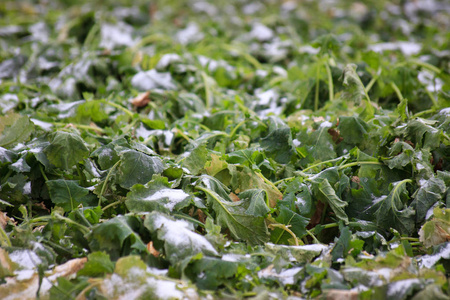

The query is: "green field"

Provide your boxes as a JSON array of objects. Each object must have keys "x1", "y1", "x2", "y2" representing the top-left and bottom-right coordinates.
[{"x1": 0, "y1": 0, "x2": 449, "y2": 299}]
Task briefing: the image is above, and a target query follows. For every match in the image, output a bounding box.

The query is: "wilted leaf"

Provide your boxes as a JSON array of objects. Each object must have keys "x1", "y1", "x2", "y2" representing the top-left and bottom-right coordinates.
[
  {"x1": 419, "y1": 207, "x2": 450, "y2": 248},
  {"x1": 131, "y1": 91, "x2": 151, "y2": 107}
]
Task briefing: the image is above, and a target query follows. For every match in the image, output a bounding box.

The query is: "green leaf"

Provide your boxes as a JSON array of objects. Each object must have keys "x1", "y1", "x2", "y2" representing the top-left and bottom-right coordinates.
[
  {"x1": 271, "y1": 206, "x2": 308, "y2": 244},
  {"x1": 44, "y1": 131, "x2": 89, "y2": 170},
  {"x1": 311, "y1": 178, "x2": 349, "y2": 224},
  {"x1": 341, "y1": 64, "x2": 367, "y2": 104},
  {"x1": 411, "y1": 284, "x2": 449, "y2": 300},
  {"x1": 412, "y1": 177, "x2": 446, "y2": 223},
  {"x1": 311, "y1": 34, "x2": 341, "y2": 55},
  {"x1": 180, "y1": 142, "x2": 209, "y2": 175},
  {"x1": 331, "y1": 226, "x2": 351, "y2": 261},
  {"x1": 77, "y1": 252, "x2": 115, "y2": 277},
  {"x1": 419, "y1": 208, "x2": 450, "y2": 248},
  {"x1": 88, "y1": 215, "x2": 147, "y2": 260},
  {"x1": 260, "y1": 116, "x2": 294, "y2": 164},
  {"x1": 144, "y1": 212, "x2": 218, "y2": 264},
  {"x1": 297, "y1": 125, "x2": 337, "y2": 162},
  {"x1": 117, "y1": 149, "x2": 164, "y2": 189},
  {"x1": 395, "y1": 118, "x2": 441, "y2": 150},
  {"x1": 229, "y1": 165, "x2": 282, "y2": 208},
  {"x1": 114, "y1": 255, "x2": 147, "y2": 277},
  {"x1": 91, "y1": 143, "x2": 120, "y2": 170},
  {"x1": 337, "y1": 116, "x2": 369, "y2": 146},
  {"x1": 126, "y1": 175, "x2": 191, "y2": 213},
  {"x1": 0, "y1": 147, "x2": 17, "y2": 165},
  {"x1": 373, "y1": 179, "x2": 415, "y2": 235},
  {"x1": 237, "y1": 189, "x2": 270, "y2": 217},
  {"x1": 197, "y1": 176, "x2": 269, "y2": 245},
  {"x1": 0, "y1": 113, "x2": 34, "y2": 148},
  {"x1": 384, "y1": 142, "x2": 414, "y2": 169},
  {"x1": 46, "y1": 180, "x2": 93, "y2": 212},
  {"x1": 183, "y1": 256, "x2": 238, "y2": 290}
]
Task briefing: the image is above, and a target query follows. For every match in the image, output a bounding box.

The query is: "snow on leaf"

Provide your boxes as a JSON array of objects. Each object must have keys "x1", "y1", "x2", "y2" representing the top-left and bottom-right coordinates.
[
  {"x1": 126, "y1": 175, "x2": 191, "y2": 212},
  {"x1": 144, "y1": 212, "x2": 218, "y2": 264}
]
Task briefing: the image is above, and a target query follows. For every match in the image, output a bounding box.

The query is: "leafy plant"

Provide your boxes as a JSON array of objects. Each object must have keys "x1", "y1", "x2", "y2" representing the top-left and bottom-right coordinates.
[{"x1": 0, "y1": 0, "x2": 449, "y2": 298}]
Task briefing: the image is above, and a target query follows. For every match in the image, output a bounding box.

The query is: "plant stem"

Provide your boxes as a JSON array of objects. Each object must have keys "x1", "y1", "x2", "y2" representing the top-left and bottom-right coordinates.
[
  {"x1": 51, "y1": 122, "x2": 105, "y2": 133},
  {"x1": 0, "y1": 226, "x2": 12, "y2": 247},
  {"x1": 315, "y1": 64, "x2": 320, "y2": 111},
  {"x1": 54, "y1": 213, "x2": 90, "y2": 235},
  {"x1": 201, "y1": 71, "x2": 213, "y2": 110},
  {"x1": 268, "y1": 223, "x2": 300, "y2": 246},
  {"x1": 338, "y1": 161, "x2": 383, "y2": 170},
  {"x1": 324, "y1": 61, "x2": 334, "y2": 102},
  {"x1": 365, "y1": 70, "x2": 381, "y2": 94},
  {"x1": 390, "y1": 82, "x2": 404, "y2": 101},
  {"x1": 424, "y1": 88, "x2": 438, "y2": 107},
  {"x1": 98, "y1": 99, "x2": 134, "y2": 118},
  {"x1": 306, "y1": 229, "x2": 321, "y2": 244},
  {"x1": 39, "y1": 164, "x2": 49, "y2": 181},
  {"x1": 102, "y1": 199, "x2": 124, "y2": 212},
  {"x1": 302, "y1": 156, "x2": 347, "y2": 173},
  {"x1": 99, "y1": 160, "x2": 121, "y2": 206},
  {"x1": 408, "y1": 59, "x2": 442, "y2": 74},
  {"x1": 172, "y1": 213, "x2": 205, "y2": 228}
]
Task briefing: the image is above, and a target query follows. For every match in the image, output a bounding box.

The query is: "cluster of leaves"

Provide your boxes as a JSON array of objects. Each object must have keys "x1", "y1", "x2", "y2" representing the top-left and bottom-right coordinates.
[{"x1": 1, "y1": 0, "x2": 449, "y2": 299}]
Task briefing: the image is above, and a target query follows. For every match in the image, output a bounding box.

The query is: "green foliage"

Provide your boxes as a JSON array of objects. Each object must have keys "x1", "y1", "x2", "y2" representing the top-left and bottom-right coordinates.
[
  {"x1": 44, "y1": 131, "x2": 89, "y2": 170},
  {"x1": 0, "y1": 113, "x2": 34, "y2": 148},
  {"x1": 1, "y1": 0, "x2": 450, "y2": 298}
]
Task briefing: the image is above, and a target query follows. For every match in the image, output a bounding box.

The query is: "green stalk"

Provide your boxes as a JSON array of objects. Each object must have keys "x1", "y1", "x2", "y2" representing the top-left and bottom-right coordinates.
[
  {"x1": 39, "y1": 164, "x2": 49, "y2": 181},
  {"x1": 51, "y1": 122, "x2": 105, "y2": 133},
  {"x1": 390, "y1": 82, "x2": 404, "y2": 101},
  {"x1": 424, "y1": 87, "x2": 438, "y2": 107},
  {"x1": 315, "y1": 64, "x2": 320, "y2": 111},
  {"x1": 54, "y1": 213, "x2": 90, "y2": 235},
  {"x1": 338, "y1": 161, "x2": 383, "y2": 170},
  {"x1": 0, "y1": 226, "x2": 12, "y2": 247},
  {"x1": 102, "y1": 199, "x2": 124, "y2": 212},
  {"x1": 98, "y1": 99, "x2": 134, "y2": 118},
  {"x1": 408, "y1": 59, "x2": 442, "y2": 74},
  {"x1": 229, "y1": 119, "x2": 247, "y2": 139},
  {"x1": 172, "y1": 213, "x2": 205, "y2": 228},
  {"x1": 83, "y1": 23, "x2": 100, "y2": 50},
  {"x1": 365, "y1": 70, "x2": 381, "y2": 94},
  {"x1": 412, "y1": 108, "x2": 435, "y2": 118},
  {"x1": 201, "y1": 71, "x2": 213, "y2": 110},
  {"x1": 268, "y1": 223, "x2": 300, "y2": 246},
  {"x1": 98, "y1": 160, "x2": 121, "y2": 206},
  {"x1": 306, "y1": 229, "x2": 321, "y2": 244},
  {"x1": 324, "y1": 61, "x2": 334, "y2": 102},
  {"x1": 302, "y1": 157, "x2": 348, "y2": 173}
]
